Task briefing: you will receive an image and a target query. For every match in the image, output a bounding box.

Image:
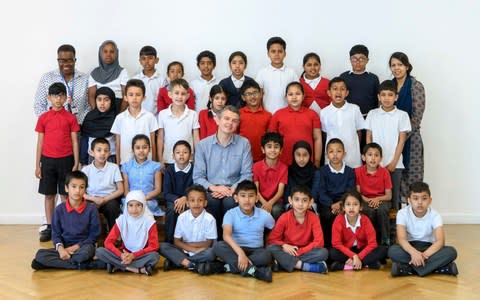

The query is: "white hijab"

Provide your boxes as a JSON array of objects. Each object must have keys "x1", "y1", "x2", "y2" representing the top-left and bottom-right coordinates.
[{"x1": 116, "y1": 190, "x2": 155, "y2": 252}]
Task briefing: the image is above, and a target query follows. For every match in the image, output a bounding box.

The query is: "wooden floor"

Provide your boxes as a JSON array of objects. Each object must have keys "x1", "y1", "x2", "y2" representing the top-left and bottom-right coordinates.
[{"x1": 0, "y1": 225, "x2": 477, "y2": 300}]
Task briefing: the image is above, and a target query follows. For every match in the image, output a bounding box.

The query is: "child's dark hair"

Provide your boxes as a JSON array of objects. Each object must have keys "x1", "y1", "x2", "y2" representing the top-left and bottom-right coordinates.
[
  {"x1": 390, "y1": 52, "x2": 413, "y2": 76},
  {"x1": 326, "y1": 138, "x2": 345, "y2": 150},
  {"x1": 125, "y1": 79, "x2": 146, "y2": 95},
  {"x1": 349, "y1": 44, "x2": 369, "y2": 58},
  {"x1": 229, "y1": 51, "x2": 247, "y2": 65},
  {"x1": 186, "y1": 184, "x2": 207, "y2": 199},
  {"x1": 90, "y1": 137, "x2": 110, "y2": 151},
  {"x1": 57, "y1": 44, "x2": 76, "y2": 56},
  {"x1": 340, "y1": 190, "x2": 363, "y2": 207},
  {"x1": 362, "y1": 142, "x2": 383, "y2": 156},
  {"x1": 267, "y1": 36, "x2": 286, "y2": 51},
  {"x1": 131, "y1": 134, "x2": 150, "y2": 149},
  {"x1": 207, "y1": 84, "x2": 227, "y2": 117},
  {"x1": 48, "y1": 82, "x2": 67, "y2": 95},
  {"x1": 378, "y1": 80, "x2": 398, "y2": 94},
  {"x1": 285, "y1": 81, "x2": 304, "y2": 95},
  {"x1": 170, "y1": 78, "x2": 189, "y2": 90},
  {"x1": 65, "y1": 170, "x2": 88, "y2": 188},
  {"x1": 290, "y1": 185, "x2": 312, "y2": 199},
  {"x1": 303, "y1": 52, "x2": 321, "y2": 66},
  {"x1": 197, "y1": 50, "x2": 216, "y2": 67},
  {"x1": 139, "y1": 45, "x2": 157, "y2": 57},
  {"x1": 240, "y1": 79, "x2": 261, "y2": 95},
  {"x1": 328, "y1": 77, "x2": 348, "y2": 90},
  {"x1": 167, "y1": 61, "x2": 184, "y2": 75},
  {"x1": 408, "y1": 182, "x2": 431, "y2": 196},
  {"x1": 261, "y1": 132, "x2": 283, "y2": 148},
  {"x1": 173, "y1": 140, "x2": 192, "y2": 153},
  {"x1": 234, "y1": 180, "x2": 257, "y2": 195}
]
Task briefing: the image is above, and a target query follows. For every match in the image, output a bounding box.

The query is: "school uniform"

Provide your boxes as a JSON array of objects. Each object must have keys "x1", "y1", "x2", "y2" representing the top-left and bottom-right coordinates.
[
  {"x1": 198, "y1": 109, "x2": 218, "y2": 139},
  {"x1": 238, "y1": 106, "x2": 272, "y2": 162},
  {"x1": 219, "y1": 75, "x2": 253, "y2": 107},
  {"x1": 255, "y1": 65, "x2": 298, "y2": 113},
  {"x1": 190, "y1": 76, "x2": 219, "y2": 113},
  {"x1": 157, "y1": 85, "x2": 196, "y2": 112},
  {"x1": 300, "y1": 75, "x2": 331, "y2": 113},
  {"x1": 132, "y1": 70, "x2": 167, "y2": 114},
  {"x1": 267, "y1": 210, "x2": 328, "y2": 272},
  {"x1": 339, "y1": 71, "x2": 380, "y2": 117},
  {"x1": 388, "y1": 206, "x2": 457, "y2": 276}
]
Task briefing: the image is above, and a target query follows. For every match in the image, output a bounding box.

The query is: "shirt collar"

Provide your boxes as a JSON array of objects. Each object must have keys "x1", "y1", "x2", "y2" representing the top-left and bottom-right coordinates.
[
  {"x1": 175, "y1": 162, "x2": 192, "y2": 173},
  {"x1": 241, "y1": 106, "x2": 265, "y2": 113},
  {"x1": 328, "y1": 162, "x2": 346, "y2": 174},
  {"x1": 239, "y1": 206, "x2": 258, "y2": 218},
  {"x1": 303, "y1": 74, "x2": 321, "y2": 85},
  {"x1": 345, "y1": 213, "x2": 361, "y2": 230},
  {"x1": 187, "y1": 209, "x2": 205, "y2": 221},
  {"x1": 286, "y1": 106, "x2": 306, "y2": 113},
  {"x1": 349, "y1": 70, "x2": 369, "y2": 75},
  {"x1": 48, "y1": 107, "x2": 67, "y2": 114},
  {"x1": 231, "y1": 75, "x2": 245, "y2": 83},
  {"x1": 211, "y1": 133, "x2": 237, "y2": 146},
  {"x1": 54, "y1": 68, "x2": 83, "y2": 80},
  {"x1": 331, "y1": 102, "x2": 348, "y2": 110},
  {"x1": 198, "y1": 75, "x2": 217, "y2": 84},
  {"x1": 127, "y1": 108, "x2": 147, "y2": 119},
  {"x1": 65, "y1": 198, "x2": 87, "y2": 213},
  {"x1": 379, "y1": 106, "x2": 397, "y2": 114},
  {"x1": 139, "y1": 70, "x2": 161, "y2": 80},
  {"x1": 166, "y1": 104, "x2": 190, "y2": 118},
  {"x1": 92, "y1": 161, "x2": 108, "y2": 171},
  {"x1": 268, "y1": 64, "x2": 286, "y2": 71},
  {"x1": 133, "y1": 158, "x2": 149, "y2": 167}
]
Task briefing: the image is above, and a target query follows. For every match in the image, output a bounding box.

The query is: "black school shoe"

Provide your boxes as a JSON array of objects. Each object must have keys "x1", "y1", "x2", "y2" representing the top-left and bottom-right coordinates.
[
  {"x1": 31, "y1": 259, "x2": 46, "y2": 270},
  {"x1": 253, "y1": 266, "x2": 272, "y2": 283},
  {"x1": 39, "y1": 225, "x2": 52, "y2": 242},
  {"x1": 330, "y1": 262, "x2": 344, "y2": 271},
  {"x1": 391, "y1": 262, "x2": 415, "y2": 277},
  {"x1": 196, "y1": 262, "x2": 212, "y2": 275},
  {"x1": 434, "y1": 262, "x2": 459, "y2": 276},
  {"x1": 271, "y1": 260, "x2": 280, "y2": 272},
  {"x1": 163, "y1": 258, "x2": 176, "y2": 271}
]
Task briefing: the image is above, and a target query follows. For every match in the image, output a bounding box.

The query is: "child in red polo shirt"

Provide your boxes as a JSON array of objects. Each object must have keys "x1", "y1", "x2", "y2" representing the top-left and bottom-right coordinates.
[
  {"x1": 355, "y1": 143, "x2": 392, "y2": 245},
  {"x1": 35, "y1": 82, "x2": 80, "y2": 242},
  {"x1": 253, "y1": 132, "x2": 287, "y2": 220},
  {"x1": 268, "y1": 81, "x2": 322, "y2": 167},
  {"x1": 330, "y1": 190, "x2": 387, "y2": 271},
  {"x1": 239, "y1": 79, "x2": 272, "y2": 162}
]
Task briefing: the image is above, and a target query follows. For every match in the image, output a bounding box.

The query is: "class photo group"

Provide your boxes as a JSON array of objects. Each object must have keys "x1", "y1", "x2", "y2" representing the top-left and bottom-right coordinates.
[{"x1": 30, "y1": 36, "x2": 458, "y2": 282}]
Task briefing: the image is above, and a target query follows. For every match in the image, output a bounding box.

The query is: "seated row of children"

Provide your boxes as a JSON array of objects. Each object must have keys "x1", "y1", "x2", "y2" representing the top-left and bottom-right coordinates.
[{"x1": 31, "y1": 172, "x2": 458, "y2": 281}]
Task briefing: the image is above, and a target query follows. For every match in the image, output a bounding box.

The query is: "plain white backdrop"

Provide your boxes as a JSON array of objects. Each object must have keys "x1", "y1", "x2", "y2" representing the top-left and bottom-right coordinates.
[{"x1": 0, "y1": 0, "x2": 478, "y2": 223}]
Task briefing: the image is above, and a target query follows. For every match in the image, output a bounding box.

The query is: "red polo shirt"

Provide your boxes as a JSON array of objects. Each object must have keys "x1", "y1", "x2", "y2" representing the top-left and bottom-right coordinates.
[
  {"x1": 239, "y1": 106, "x2": 272, "y2": 162},
  {"x1": 355, "y1": 165, "x2": 392, "y2": 198},
  {"x1": 253, "y1": 159, "x2": 288, "y2": 200},
  {"x1": 35, "y1": 108, "x2": 80, "y2": 158}
]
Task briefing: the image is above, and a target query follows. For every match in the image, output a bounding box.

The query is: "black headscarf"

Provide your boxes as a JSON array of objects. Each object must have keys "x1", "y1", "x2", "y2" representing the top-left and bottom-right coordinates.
[
  {"x1": 288, "y1": 140, "x2": 316, "y2": 187},
  {"x1": 81, "y1": 87, "x2": 116, "y2": 137},
  {"x1": 90, "y1": 40, "x2": 123, "y2": 84}
]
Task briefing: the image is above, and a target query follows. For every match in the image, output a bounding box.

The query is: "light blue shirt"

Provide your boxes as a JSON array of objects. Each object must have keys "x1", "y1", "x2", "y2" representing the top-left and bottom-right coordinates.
[
  {"x1": 82, "y1": 161, "x2": 122, "y2": 197},
  {"x1": 223, "y1": 207, "x2": 275, "y2": 248},
  {"x1": 193, "y1": 134, "x2": 253, "y2": 189}
]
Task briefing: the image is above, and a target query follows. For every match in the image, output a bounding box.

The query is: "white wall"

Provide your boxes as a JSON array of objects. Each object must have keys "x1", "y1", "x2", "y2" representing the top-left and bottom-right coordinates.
[{"x1": 1, "y1": 0, "x2": 478, "y2": 224}]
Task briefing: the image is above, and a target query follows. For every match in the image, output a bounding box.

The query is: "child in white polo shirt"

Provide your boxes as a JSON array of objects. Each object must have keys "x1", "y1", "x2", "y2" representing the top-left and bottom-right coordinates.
[
  {"x1": 157, "y1": 79, "x2": 200, "y2": 165},
  {"x1": 366, "y1": 80, "x2": 411, "y2": 209}
]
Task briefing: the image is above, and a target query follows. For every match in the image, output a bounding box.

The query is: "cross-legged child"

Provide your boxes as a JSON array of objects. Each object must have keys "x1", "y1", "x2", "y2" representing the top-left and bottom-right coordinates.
[
  {"x1": 81, "y1": 137, "x2": 124, "y2": 231},
  {"x1": 160, "y1": 185, "x2": 222, "y2": 275},
  {"x1": 329, "y1": 190, "x2": 387, "y2": 271},
  {"x1": 253, "y1": 132, "x2": 288, "y2": 220},
  {"x1": 355, "y1": 143, "x2": 392, "y2": 245},
  {"x1": 96, "y1": 190, "x2": 160, "y2": 276},
  {"x1": 312, "y1": 138, "x2": 356, "y2": 247},
  {"x1": 388, "y1": 182, "x2": 458, "y2": 277},
  {"x1": 213, "y1": 180, "x2": 275, "y2": 282},
  {"x1": 268, "y1": 185, "x2": 328, "y2": 273},
  {"x1": 32, "y1": 171, "x2": 103, "y2": 270},
  {"x1": 35, "y1": 82, "x2": 80, "y2": 242},
  {"x1": 163, "y1": 140, "x2": 194, "y2": 243}
]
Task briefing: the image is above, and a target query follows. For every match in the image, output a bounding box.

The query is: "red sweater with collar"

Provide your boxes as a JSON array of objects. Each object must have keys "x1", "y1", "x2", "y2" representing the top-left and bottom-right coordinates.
[
  {"x1": 331, "y1": 213, "x2": 377, "y2": 259},
  {"x1": 299, "y1": 76, "x2": 331, "y2": 109}
]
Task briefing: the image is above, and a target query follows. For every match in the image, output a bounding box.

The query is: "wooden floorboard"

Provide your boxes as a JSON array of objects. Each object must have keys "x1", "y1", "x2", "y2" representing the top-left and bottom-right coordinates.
[{"x1": 0, "y1": 225, "x2": 477, "y2": 299}]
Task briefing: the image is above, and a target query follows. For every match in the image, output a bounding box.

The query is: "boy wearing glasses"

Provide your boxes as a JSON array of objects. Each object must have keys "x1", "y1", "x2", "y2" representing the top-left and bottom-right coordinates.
[
  {"x1": 35, "y1": 82, "x2": 80, "y2": 242},
  {"x1": 339, "y1": 45, "x2": 380, "y2": 152},
  {"x1": 239, "y1": 79, "x2": 272, "y2": 162}
]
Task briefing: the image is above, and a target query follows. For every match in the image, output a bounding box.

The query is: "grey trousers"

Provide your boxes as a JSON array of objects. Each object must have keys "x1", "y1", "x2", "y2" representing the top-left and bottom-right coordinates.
[
  {"x1": 267, "y1": 245, "x2": 328, "y2": 272},
  {"x1": 362, "y1": 201, "x2": 391, "y2": 243},
  {"x1": 35, "y1": 244, "x2": 95, "y2": 269},
  {"x1": 95, "y1": 247, "x2": 160, "y2": 271},
  {"x1": 159, "y1": 242, "x2": 216, "y2": 266},
  {"x1": 213, "y1": 241, "x2": 271, "y2": 274},
  {"x1": 388, "y1": 241, "x2": 457, "y2": 276}
]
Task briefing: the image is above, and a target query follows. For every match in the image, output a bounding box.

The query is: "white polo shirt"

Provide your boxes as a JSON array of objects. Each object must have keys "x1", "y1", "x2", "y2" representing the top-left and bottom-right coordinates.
[
  {"x1": 190, "y1": 76, "x2": 219, "y2": 113},
  {"x1": 321, "y1": 102, "x2": 365, "y2": 168},
  {"x1": 397, "y1": 206, "x2": 442, "y2": 243},
  {"x1": 365, "y1": 106, "x2": 411, "y2": 169},
  {"x1": 88, "y1": 69, "x2": 129, "y2": 99},
  {"x1": 82, "y1": 161, "x2": 122, "y2": 197},
  {"x1": 157, "y1": 105, "x2": 200, "y2": 163},
  {"x1": 174, "y1": 209, "x2": 217, "y2": 256},
  {"x1": 132, "y1": 70, "x2": 167, "y2": 114},
  {"x1": 110, "y1": 108, "x2": 159, "y2": 164},
  {"x1": 255, "y1": 64, "x2": 298, "y2": 114}
]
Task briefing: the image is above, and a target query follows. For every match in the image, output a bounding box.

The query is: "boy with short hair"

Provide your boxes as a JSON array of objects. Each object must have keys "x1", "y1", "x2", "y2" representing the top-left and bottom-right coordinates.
[
  {"x1": 255, "y1": 37, "x2": 298, "y2": 114},
  {"x1": 312, "y1": 138, "x2": 356, "y2": 247},
  {"x1": 157, "y1": 78, "x2": 200, "y2": 165},
  {"x1": 132, "y1": 45, "x2": 167, "y2": 114},
  {"x1": 238, "y1": 79, "x2": 272, "y2": 162},
  {"x1": 160, "y1": 185, "x2": 221, "y2": 275},
  {"x1": 35, "y1": 82, "x2": 80, "y2": 242},
  {"x1": 366, "y1": 80, "x2": 411, "y2": 209},
  {"x1": 355, "y1": 143, "x2": 392, "y2": 245},
  {"x1": 163, "y1": 140, "x2": 194, "y2": 243},
  {"x1": 267, "y1": 185, "x2": 328, "y2": 273},
  {"x1": 31, "y1": 171, "x2": 103, "y2": 270},
  {"x1": 321, "y1": 77, "x2": 365, "y2": 168},
  {"x1": 213, "y1": 180, "x2": 275, "y2": 282},
  {"x1": 253, "y1": 132, "x2": 287, "y2": 220},
  {"x1": 110, "y1": 79, "x2": 159, "y2": 164},
  {"x1": 388, "y1": 182, "x2": 458, "y2": 277},
  {"x1": 81, "y1": 137, "x2": 124, "y2": 231},
  {"x1": 190, "y1": 50, "x2": 219, "y2": 113}
]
